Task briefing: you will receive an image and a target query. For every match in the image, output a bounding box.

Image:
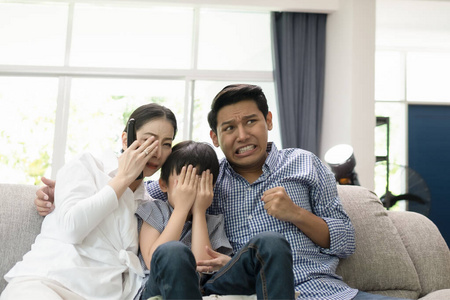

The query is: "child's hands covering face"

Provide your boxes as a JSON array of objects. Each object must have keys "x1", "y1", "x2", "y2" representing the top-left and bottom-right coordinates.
[
  {"x1": 193, "y1": 170, "x2": 214, "y2": 213},
  {"x1": 169, "y1": 165, "x2": 198, "y2": 214}
]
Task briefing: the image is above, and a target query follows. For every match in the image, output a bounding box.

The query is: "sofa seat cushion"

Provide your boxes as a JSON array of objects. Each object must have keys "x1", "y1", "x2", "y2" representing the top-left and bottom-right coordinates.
[
  {"x1": 336, "y1": 186, "x2": 421, "y2": 298},
  {"x1": 418, "y1": 289, "x2": 450, "y2": 300}
]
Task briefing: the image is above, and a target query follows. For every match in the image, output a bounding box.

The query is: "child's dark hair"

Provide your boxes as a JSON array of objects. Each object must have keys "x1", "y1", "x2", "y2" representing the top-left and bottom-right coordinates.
[
  {"x1": 160, "y1": 141, "x2": 220, "y2": 185},
  {"x1": 207, "y1": 84, "x2": 269, "y2": 134}
]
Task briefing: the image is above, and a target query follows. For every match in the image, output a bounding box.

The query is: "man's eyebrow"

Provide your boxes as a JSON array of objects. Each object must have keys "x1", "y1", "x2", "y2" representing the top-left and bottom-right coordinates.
[
  {"x1": 219, "y1": 120, "x2": 234, "y2": 127},
  {"x1": 219, "y1": 114, "x2": 259, "y2": 127}
]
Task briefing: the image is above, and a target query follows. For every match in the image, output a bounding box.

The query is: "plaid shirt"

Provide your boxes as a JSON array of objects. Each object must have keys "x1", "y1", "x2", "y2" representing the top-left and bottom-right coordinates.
[{"x1": 146, "y1": 143, "x2": 358, "y2": 299}]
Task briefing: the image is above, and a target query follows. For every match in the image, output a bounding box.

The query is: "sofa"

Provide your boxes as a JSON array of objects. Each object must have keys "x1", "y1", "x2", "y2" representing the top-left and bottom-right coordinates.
[{"x1": 1, "y1": 183, "x2": 449, "y2": 299}]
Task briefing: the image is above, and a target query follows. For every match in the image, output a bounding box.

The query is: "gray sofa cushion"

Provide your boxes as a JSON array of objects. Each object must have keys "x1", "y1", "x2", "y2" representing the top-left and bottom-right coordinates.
[
  {"x1": 0, "y1": 184, "x2": 42, "y2": 292},
  {"x1": 389, "y1": 211, "x2": 450, "y2": 297},
  {"x1": 336, "y1": 186, "x2": 421, "y2": 299}
]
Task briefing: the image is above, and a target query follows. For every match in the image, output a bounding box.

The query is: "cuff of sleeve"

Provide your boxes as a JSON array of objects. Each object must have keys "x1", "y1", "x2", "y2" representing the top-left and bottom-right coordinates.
[{"x1": 320, "y1": 217, "x2": 355, "y2": 257}]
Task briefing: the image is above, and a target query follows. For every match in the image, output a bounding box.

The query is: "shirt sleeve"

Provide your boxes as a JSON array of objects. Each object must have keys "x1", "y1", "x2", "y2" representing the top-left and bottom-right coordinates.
[
  {"x1": 135, "y1": 200, "x2": 170, "y2": 233},
  {"x1": 145, "y1": 180, "x2": 167, "y2": 201},
  {"x1": 54, "y1": 153, "x2": 119, "y2": 244},
  {"x1": 310, "y1": 155, "x2": 356, "y2": 258},
  {"x1": 206, "y1": 214, "x2": 233, "y2": 256}
]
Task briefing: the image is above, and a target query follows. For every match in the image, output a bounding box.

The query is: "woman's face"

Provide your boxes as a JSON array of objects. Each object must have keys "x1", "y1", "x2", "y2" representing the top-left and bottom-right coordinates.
[{"x1": 123, "y1": 118, "x2": 175, "y2": 178}]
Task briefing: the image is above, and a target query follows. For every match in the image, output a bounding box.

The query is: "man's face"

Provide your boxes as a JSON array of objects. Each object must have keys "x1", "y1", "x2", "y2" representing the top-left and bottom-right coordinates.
[{"x1": 210, "y1": 100, "x2": 272, "y2": 173}]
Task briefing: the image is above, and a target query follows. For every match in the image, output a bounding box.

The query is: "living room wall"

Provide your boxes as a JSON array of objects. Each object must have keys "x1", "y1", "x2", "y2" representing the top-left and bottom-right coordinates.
[{"x1": 322, "y1": 0, "x2": 376, "y2": 190}]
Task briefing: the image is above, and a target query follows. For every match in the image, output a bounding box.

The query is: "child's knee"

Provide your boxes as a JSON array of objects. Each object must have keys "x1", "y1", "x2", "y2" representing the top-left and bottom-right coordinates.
[{"x1": 152, "y1": 241, "x2": 195, "y2": 266}]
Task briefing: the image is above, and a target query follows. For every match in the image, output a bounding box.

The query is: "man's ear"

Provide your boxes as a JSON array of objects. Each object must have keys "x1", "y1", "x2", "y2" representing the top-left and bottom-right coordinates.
[
  {"x1": 121, "y1": 132, "x2": 128, "y2": 152},
  {"x1": 266, "y1": 111, "x2": 273, "y2": 131},
  {"x1": 210, "y1": 130, "x2": 219, "y2": 147},
  {"x1": 159, "y1": 178, "x2": 168, "y2": 193}
]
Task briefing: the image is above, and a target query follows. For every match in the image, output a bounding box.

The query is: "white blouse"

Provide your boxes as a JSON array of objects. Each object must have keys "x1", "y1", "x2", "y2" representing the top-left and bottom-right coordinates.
[{"x1": 5, "y1": 152, "x2": 147, "y2": 300}]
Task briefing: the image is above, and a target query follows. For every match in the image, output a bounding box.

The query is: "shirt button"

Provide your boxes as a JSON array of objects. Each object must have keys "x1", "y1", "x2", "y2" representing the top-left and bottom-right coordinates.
[{"x1": 248, "y1": 215, "x2": 252, "y2": 219}]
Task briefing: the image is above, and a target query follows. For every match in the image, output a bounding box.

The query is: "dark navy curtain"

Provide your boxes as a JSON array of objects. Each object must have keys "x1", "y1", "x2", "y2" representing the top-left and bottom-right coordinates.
[{"x1": 271, "y1": 12, "x2": 327, "y2": 155}]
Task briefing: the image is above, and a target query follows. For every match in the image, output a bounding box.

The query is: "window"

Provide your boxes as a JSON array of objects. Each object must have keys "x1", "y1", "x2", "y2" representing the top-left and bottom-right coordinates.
[
  {"x1": 66, "y1": 78, "x2": 187, "y2": 162},
  {"x1": 0, "y1": 3, "x2": 68, "y2": 66},
  {"x1": 375, "y1": 0, "x2": 450, "y2": 210},
  {"x1": 197, "y1": 10, "x2": 273, "y2": 71},
  {"x1": 407, "y1": 52, "x2": 450, "y2": 102},
  {"x1": 70, "y1": 5, "x2": 194, "y2": 69},
  {"x1": 0, "y1": 1, "x2": 280, "y2": 184},
  {"x1": 0, "y1": 77, "x2": 58, "y2": 184},
  {"x1": 374, "y1": 50, "x2": 450, "y2": 208}
]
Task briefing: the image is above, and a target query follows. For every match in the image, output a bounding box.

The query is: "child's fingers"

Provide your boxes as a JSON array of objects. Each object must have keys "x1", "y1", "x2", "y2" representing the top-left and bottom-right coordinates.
[
  {"x1": 208, "y1": 170, "x2": 213, "y2": 191},
  {"x1": 205, "y1": 170, "x2": 213, "y2": 191},
  {"x1": 198, "y1": 171, "x2": 206, "y2": 191},
  {"x1": 178, "y1": 165, "x2": 187, "y2": 184},
  {"x1": 199, "y1": 170, "x2": 213, "y2": 194},
  {"x1": 186, "y1": 165, "x2": 197, "y2": 186},
  {"x1": 182, "y1": 165, "x2": 191, "y2": 185}
]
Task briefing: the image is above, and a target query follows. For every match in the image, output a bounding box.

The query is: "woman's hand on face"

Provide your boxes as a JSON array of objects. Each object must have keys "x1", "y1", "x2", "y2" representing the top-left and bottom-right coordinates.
[
  {"x1": 117, "y1": 136, "x2": 158, "y2": 184},
  {"x1": 169, "y1": 165, "x2": 198, "y2": 213},
  {"x1": 192, "y1": 170, "x2": 213, "y2": 214}
]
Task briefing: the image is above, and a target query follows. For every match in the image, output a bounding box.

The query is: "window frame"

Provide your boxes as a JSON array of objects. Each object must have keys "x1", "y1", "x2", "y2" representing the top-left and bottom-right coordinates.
[{"x1": 0, "y1": 2, "x2": 276, "y2": 180}]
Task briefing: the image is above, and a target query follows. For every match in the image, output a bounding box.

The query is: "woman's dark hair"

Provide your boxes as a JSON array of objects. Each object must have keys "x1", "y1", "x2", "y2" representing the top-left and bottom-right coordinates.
[
  {"x1": 124, "y1": 103, "x2": 177, "y2": 139},
  {"x1": 207, "y1": 84, "x2": 269, "y2": 134},
  {"x1": 160, "y1": 140, "x2": 220, "y2": 185}
]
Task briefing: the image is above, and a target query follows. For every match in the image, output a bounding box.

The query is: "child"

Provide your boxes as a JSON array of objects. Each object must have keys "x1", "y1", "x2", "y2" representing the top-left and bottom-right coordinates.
[{"x1": 135, "y1": 141, "x2": 232, "y2": 299}]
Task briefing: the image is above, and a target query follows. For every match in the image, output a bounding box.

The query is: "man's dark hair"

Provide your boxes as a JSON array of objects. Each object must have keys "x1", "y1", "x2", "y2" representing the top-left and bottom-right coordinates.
[
  {"x1": 207, "y1": 84, "x2": 269, "y2": 134},
  {"x1": 160, "y1": 140, "x2": 220, "y2": 185}
]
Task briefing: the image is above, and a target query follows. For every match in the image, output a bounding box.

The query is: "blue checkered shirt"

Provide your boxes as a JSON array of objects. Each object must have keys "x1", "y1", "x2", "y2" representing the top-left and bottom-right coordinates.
[{"x1": 146, "y1": 143, "x2": 358, "y2": 299}]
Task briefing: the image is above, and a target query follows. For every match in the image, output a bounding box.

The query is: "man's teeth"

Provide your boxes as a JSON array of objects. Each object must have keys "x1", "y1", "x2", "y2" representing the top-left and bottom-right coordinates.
[{"x1": 238, "y1": 145, "x2": 254, "y2": 154}]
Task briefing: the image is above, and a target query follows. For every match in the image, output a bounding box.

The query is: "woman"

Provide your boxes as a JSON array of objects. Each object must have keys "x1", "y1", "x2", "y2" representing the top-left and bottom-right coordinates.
[{"x1": 1, "y1": 103, "x2": 177, "y2": 300}]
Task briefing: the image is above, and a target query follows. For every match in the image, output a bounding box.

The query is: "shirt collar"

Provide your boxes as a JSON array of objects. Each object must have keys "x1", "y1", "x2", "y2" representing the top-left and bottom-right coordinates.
[
  {"x1": 133, "y1": 182, "x2": 148, "y2": 202},
  {"x1": 264, "y1": 142, "x2": 279, "y2": 173},
  {"x1": 222, "y1": 142, "x2": 279, "y2": 177},
  {"x1": 100, "y1": 149, "x2": 122, "y2": 176}
]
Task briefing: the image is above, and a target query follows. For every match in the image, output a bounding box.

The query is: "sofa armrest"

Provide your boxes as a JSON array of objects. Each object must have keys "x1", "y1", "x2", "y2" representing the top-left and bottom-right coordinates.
[
  {"x1": 336, "y1": 185, "x2": 421, "y2": 299},
  {"x1": 0, "y1": 183, "x2": 42, "y2": 292},
  {"x1": 388, "y1": 211, "x2": 450, "y2": 297}
]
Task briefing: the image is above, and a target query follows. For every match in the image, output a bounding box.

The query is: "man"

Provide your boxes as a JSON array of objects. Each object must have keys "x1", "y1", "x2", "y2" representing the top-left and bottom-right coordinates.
[
  {"x1": 34, "y1": 84, "x2": 407, "y2": 300},
  {"x1": 198, "y1": 84, "x2": 357, "y2": 299}
]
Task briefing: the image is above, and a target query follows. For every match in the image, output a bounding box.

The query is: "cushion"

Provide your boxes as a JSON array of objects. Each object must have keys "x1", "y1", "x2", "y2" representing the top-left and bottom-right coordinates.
[
  {"x1": 418, "y1": 289, "x2": 450, "y2": 300},
  {"x1": 389, "y1": 211, "x2": 450, "y2": 297},
  {"x1": 0, "y1": 184, "x2": 42, "y2": 292},
  {"x1": 336, "y1": 186, "x2": 421, "y2": 298}
]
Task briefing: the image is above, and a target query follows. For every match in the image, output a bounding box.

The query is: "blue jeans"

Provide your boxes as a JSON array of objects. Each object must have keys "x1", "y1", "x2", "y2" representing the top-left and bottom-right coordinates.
[
  {"x1": 142, "y1": 241, "x2": 203, "y2": 299},
  {"x1": 142, "y1": 232, "x2": 295, "y2": 300},
  {"x1": 353, "y1": 291, "x2": 412, "y2": 300},
  {"x1": 203, "y1": 231, "x2": 294, "y2": 299}
]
